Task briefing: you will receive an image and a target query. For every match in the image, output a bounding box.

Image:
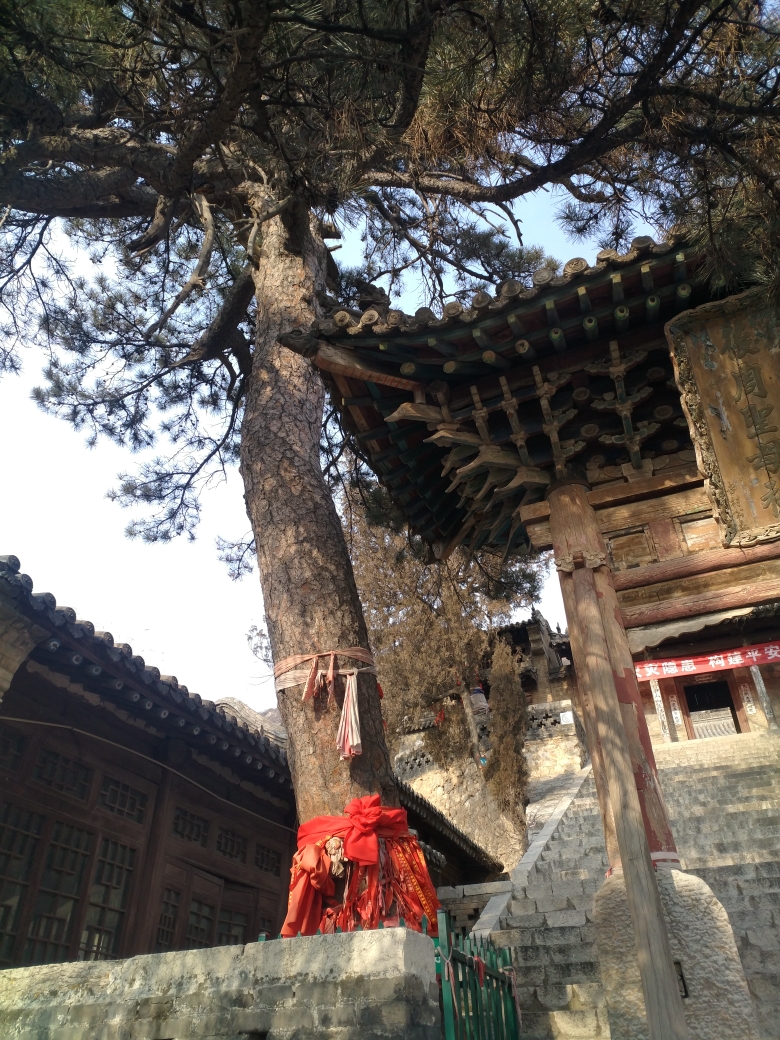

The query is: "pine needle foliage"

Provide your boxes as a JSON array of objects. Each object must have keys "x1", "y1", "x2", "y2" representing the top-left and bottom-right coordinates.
[
  {"x1": 344, "y1": 480, "x2": 540, "y2": 766},
  {"x1": 2, "y1": 1, "x2": 780, "y2": 540}
]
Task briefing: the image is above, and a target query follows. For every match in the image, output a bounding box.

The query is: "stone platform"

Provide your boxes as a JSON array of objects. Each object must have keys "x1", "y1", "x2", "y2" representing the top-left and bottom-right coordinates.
[{"x1": 0, "y1": 927, "x2": 441, "y2": 1040}]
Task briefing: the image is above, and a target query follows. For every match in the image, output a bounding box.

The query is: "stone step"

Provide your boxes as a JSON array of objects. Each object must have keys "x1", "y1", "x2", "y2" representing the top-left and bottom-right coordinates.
[
  {"x1": 683, "y1": 852, "x2": 780, "y2": 871},
  {"x1": 531, "y1": 867, "x2": 607, "y2": 885},
  {"x1": 548, "y1": 817, "x2": 780, "y2": 848},
  {"x1": 662, "y1": 760, "x2": 780, "y2": 769},
  {"x1": 670, "y1": 803, "x2": 780, "y2": 822},
  {"x1": 665, "y1": 783, "x2": 780, "y2": 794},
  {"x1": 511, "y1": 984, "x2": 610, "y2": 1039},
  {"x1": 538, "y1": 848, "x2": 608, "y2": 866},
  {"x1": 495, "y1": 923, "x2": 591, "y2": 950},
  {"x1": 696, "y1": 863, "x2": 780, "y2": 884},
  {"x1": 681, "y1": 835, "x2": 780, "y2": 855},
  {"x1": 485, "y1": 733, "x2": 780, "y2": 1037},
  {"x1": 662, "y1": 769, "x2": 780, "y2": 783},
  {"x1": 666, "y1": 793, "x2": 780, "y2": 811},
  {"x1": 671, "y1": 808, "x2": 780, "y2": 827},
  {"x1": 507, "y1": 1009, "x2": 607, "y2": 1040},
  {"x1": 496, "y1": 939, "x2": 601, "y2": 971}
]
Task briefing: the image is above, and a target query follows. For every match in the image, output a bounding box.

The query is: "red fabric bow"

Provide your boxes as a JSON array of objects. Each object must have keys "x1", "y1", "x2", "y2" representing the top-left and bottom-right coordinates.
[
  {"x1": 296, "y1": 795, "x2": 408, "y2": 865},
  {"x1": 281, "y1": 795, "x2": 440, "y2": 938}
]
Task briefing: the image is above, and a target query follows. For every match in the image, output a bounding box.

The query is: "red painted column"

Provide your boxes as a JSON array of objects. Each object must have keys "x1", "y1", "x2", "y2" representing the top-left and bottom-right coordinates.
[
  {"x1": 549, "y1": 479, "x2": 679, "y2": 867},
  {"x1": 548, "y1": 478, "x2": 689, "y2": 1040}
]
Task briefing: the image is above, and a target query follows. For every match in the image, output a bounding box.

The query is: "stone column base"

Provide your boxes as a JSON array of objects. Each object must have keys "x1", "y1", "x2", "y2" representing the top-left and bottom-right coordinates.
[
  {"x1": 592, "y1": 868, "x2": 759, "y2": 1040},
  {"x1": 0, "y1": 928, "x2": 441, "y2": 1040}
]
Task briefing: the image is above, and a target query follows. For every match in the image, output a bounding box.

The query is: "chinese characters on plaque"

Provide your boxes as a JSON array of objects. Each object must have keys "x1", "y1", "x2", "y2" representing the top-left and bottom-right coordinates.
[
  {"x1": 667, "y1": 297, "x2": 780, "y2": 544},
  {"x1": 668, "y1": 693, "x2": 683, "y2": 727},
  {"x1": 649, "y1": 679, "x2": 671, "y2": 741},
  {"x1": 739, "y1": 684, "x2": 757, "y2": 715},
  {"x1": 636, "y1": 640, "x2": 780, "y2": 681}
]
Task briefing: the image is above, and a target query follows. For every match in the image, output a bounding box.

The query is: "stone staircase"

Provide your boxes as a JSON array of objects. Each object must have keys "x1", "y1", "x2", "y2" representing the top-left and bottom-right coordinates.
[{"x1": 488, "y1": 732, "x2": 780, "y2": 1039}]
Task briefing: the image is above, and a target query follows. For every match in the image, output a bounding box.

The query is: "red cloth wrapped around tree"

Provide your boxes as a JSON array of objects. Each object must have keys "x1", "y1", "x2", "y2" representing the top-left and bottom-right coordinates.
[{"x1": 281, "y1": 794, "x2": 440, "y2": 937}]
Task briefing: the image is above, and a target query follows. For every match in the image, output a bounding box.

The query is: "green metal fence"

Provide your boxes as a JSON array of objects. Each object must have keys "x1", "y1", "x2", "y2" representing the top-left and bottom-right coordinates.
[{"x1": 436, "y1": 908, "x2": 520, "y2": 1040}]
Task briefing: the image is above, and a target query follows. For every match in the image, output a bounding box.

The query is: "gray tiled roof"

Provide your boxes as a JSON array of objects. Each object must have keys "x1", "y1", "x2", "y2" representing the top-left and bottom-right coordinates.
[
  {"x1": 0, "y1": 553, "x2": 499, "y2": 872},
  {"x1": 0, "y1": 554, "x2": 290, "y2": 789},
  {"x1": 283, "y1": 236, "x2": 715, "y2": 557}
]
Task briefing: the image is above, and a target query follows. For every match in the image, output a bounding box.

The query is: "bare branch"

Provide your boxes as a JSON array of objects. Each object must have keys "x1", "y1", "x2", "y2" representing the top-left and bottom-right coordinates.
[
  {"x1": 128, "y1": 195, "x2": 180, "y2": 254},
  {"x1": 145, "y1": 194, "x2": 216, "y2": 337},
  {"x1": 182, "y1": 264, "x2": 256, "y2": 370}
]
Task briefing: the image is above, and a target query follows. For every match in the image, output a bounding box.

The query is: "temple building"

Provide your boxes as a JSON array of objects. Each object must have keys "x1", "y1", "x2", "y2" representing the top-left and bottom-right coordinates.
[
  {"x1": 285, "y1": 236, "x2": 780, "y2": 1037},
  {"x1": 289, "y1": 239, "x2": 780, "y2": 748},
  {"x1": 0, "y1": 554, "x2": 498, "y2": 971},
  {"x1": 3, "y1": 233, "x2": 780, "y2": 1037}
]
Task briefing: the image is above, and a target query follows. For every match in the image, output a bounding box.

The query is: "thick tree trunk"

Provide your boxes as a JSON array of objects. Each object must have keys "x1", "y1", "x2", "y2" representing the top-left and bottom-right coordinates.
[{"x1": 239, "y1": 198, "x2": 398, "y2": 822}]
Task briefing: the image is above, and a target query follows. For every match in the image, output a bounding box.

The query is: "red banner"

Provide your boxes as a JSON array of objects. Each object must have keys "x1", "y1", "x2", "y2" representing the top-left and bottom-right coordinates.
[{"x1": 635, "y1": 640, "x2": 780, "y2": 682}]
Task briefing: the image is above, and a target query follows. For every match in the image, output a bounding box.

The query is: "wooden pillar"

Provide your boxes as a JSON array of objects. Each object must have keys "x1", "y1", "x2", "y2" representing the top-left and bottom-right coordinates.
[
  {"x1": 557, "y1": 571, "x2": 620, "y2": 869},
  {"x1": 590, "y1": 534, "x2": 679, "y2": 865},
  {"x1": 747, "y1": 663, "x2": 779, "y2": 731},
  {"x1": 549, "y1": 479, "x2": 690, "y2": 1040},
  {"x1": 136, "y1": 770, "x2": 173, "y2": 954}
]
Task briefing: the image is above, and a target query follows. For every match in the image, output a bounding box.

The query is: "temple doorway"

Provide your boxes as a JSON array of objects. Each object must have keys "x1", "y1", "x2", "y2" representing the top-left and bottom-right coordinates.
[{"x1": 682, "y1": 680, "x2": 739, "y2": 738}]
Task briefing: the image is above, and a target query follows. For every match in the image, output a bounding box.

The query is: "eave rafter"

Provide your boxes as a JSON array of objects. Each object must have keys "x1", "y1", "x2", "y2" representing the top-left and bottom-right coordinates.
[{"x1": 284, "y1": 237, "x2": 717, "y2": 558}]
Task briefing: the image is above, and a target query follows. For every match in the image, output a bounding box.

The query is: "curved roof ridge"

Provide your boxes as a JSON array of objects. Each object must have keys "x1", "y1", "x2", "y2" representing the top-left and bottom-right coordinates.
[{"x1": 0, "y1": 553, "x2": 287, "y2": 762}]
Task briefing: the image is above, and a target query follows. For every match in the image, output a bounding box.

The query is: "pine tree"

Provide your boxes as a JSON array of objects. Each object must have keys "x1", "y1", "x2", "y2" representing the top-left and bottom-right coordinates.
[
  {"x1": 345, "y1": 480, "x2": 534, "y2": 764},
  {"x1": 2, "y1": 0, "x2": 780, "y2": 818}
]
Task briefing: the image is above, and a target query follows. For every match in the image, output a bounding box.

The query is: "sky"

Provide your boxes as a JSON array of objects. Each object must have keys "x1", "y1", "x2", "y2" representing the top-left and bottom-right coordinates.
[{"x1": 0, "y1": 189, "x2": 655, "y2": 710}]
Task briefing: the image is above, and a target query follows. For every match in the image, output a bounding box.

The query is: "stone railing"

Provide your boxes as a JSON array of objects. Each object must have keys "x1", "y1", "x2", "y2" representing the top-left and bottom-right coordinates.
[{"x1": 437, "y1": 881, "x2": 513, "y2": 938}]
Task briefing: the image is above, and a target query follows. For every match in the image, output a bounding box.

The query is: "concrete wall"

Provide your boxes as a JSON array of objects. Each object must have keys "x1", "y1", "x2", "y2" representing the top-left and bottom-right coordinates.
[{"x1": 0, "y1": 928, "x2": 442, "y2": 1040}]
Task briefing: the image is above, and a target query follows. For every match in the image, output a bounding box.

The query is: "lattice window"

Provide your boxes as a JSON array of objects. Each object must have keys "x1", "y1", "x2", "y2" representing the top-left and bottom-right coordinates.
[
  {"x1": 184, "y1": 899, "x2": 215, "y2": 949},
  {"x1": 0, "y1": 725, "x2": 26, "y2": 773},
  {"x1": 23, "y1": 822, "x2": 93, "y2": 965},
  {"x1": 258, "y1": 916, "x2": 274, "y2": 938},
  {"x1": 0, "y1": 802, "x2": 45, "y2": 964},
  {"x1": 155, "y1": 889, "x2": 180, "y2": 952},
  {"x1": 98, "y1": 777, "x2": 147, "y2": 824},
  {"x1": 78, "y1": 839, "x2": 135, "y2": 961},
  {"x1": 216, "y1": 908, "x2": 248, "y2": 946},
  {"x1": 172, "y1": 807, "x2": 209, "y2": 847},
  {"x1": 33, "y1": 749, "x2": 92, "y2": 801},
  {"x1": 216, "y1": 828, "x2": 247, "y2": 863},
  {"x1": 255, "y1": 843, "x2": 281, "y2": 877}
]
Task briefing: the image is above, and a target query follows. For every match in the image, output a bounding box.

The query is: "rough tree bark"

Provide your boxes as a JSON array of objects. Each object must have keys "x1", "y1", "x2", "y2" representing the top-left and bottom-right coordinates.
[{"x1": 239, "y1": 196, "x2": 398, "y2": 821}]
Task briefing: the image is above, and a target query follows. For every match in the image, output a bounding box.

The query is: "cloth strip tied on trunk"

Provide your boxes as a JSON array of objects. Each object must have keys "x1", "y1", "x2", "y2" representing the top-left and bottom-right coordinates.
[
  {"x1": 274, "y1": 647, "x2": 377, "y2": 758},
  {"x1": 280, "y1": 794, "x2": 440, "y2": 938}
]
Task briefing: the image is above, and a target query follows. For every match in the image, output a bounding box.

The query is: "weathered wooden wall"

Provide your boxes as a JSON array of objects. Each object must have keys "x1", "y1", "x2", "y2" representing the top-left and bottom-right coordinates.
[
  {"x1": 521, "y1": 463, "x2": 780, "y2": 630},
  {"x1": 0, "y1": 664, "x2": 294, "y2": 968}
]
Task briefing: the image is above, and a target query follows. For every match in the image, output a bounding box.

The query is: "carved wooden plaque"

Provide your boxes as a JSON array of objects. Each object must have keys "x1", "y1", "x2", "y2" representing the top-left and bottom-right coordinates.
[{"x1": 666, "y1": 292, "x2": 780, "y2": 546}]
